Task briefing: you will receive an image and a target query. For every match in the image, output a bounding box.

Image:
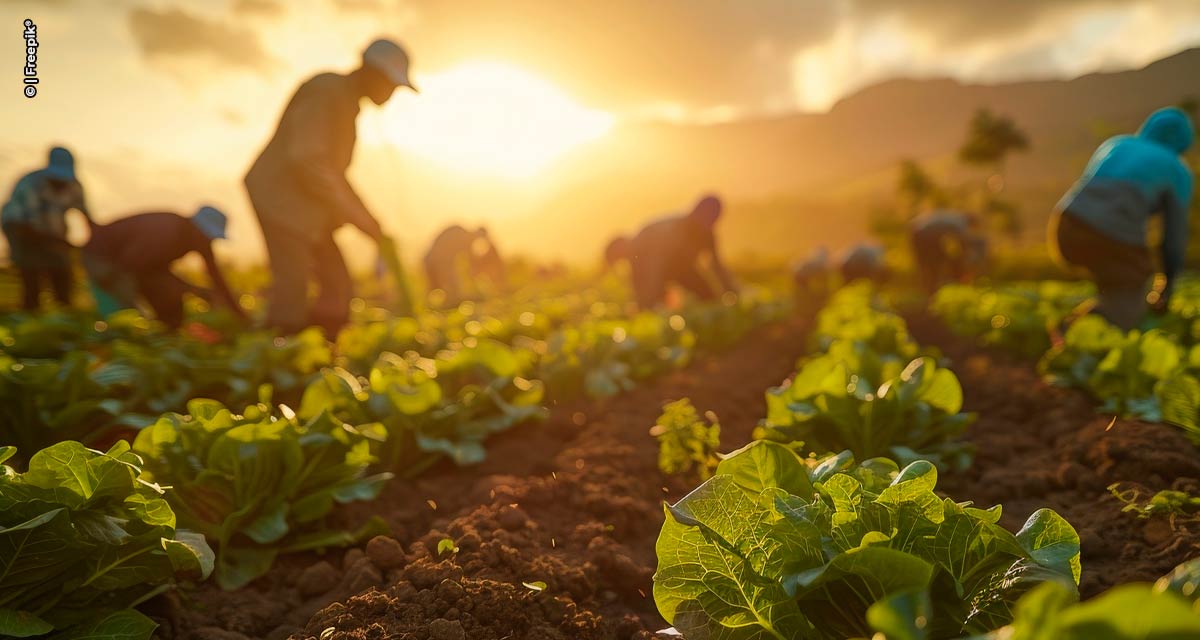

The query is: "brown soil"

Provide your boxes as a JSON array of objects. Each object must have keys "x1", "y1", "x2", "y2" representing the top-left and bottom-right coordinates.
[
  {"x1": 907, "y1": 311, "x2": 1200, "y2": 597},
  {"x1": 159, "y1": 309, "x2": 1200, "y2": 640},
  {"x1": 163, "y1": 318, "x2": 812, "y2": 640}
]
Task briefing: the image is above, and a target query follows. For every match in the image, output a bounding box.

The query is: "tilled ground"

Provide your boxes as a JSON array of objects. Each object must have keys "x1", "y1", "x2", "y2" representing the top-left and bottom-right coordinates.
[
  {"x1": 163, "y1": 310, "x2": 1200, "y2": 640},
  {"x1": 908, "y1": 312, "x2": 1200, "y2": 597},
  {"x1": 164, "y1": 318, "x2": 813, "y2": 640}
]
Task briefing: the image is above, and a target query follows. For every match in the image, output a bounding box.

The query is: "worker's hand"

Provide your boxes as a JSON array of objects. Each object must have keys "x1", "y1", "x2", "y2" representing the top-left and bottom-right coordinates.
[{"x1": 1150, "y1": 290, "x2": 1171, "y2": 315}]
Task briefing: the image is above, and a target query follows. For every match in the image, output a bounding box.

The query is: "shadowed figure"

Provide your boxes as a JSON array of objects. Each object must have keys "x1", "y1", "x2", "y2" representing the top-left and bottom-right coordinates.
[
  {"x1": 82, "y1": 207, "x2": 246, "y2": 329},
  {"x1": 910, "y1": 209, "x2": 988, "y2": 293},
  {"x1": 1, "y1": 146, "x2": 92, "y2": 310},
  {"x1": 839, "y1": 243, "x2": 888, "y2": 285},
  {"x1": 793, "y1": 246, "x2": 830, "y2": 301},
  {"x1": 626, "y1": 194, "x2": 737, "y2": 310},
  {"x1": 244, "y1": 38, "x2": 417, "y2": 336},
  {"x1": 423, "y1": 225, "x2": 506, "y2": 305},
  {"x1": 1051, "y1": 106, "x2": 1195, "y2": 330}
]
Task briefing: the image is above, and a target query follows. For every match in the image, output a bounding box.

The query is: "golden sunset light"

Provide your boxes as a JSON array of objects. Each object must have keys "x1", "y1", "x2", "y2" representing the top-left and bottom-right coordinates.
[{"x1": 369, "y1": 61, "x2": 615, "y2": 178}]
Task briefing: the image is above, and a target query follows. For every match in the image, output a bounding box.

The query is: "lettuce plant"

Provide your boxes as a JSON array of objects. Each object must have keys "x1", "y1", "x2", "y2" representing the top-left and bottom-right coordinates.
[
  {"x1": 132, "y1": 399, "x2": 391, "y2": 590},
  {"x1": 654, "y1": 441, "x2": 1079, "y2": 640},
  {"x1": 758, "y1": 354, "x2": 974, "y2": 471},
  {"x1": 0, "y1": 441, "x2": 213, "y2": 639},
  {"x1": 297, "y1": 339, "x2": 546, "y2": 473},
  {"x1": 870, "y1": 559, "x2": 1200, "y2": 640},
  {"x1": 1040, "y1": 316, "x2": 1184, "y2": 422}
]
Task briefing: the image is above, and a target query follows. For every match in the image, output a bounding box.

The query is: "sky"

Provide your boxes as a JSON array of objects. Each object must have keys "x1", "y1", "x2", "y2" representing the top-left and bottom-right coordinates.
[{"x1": 2, "y1": 0, "x2": 1200, "y2": 263}]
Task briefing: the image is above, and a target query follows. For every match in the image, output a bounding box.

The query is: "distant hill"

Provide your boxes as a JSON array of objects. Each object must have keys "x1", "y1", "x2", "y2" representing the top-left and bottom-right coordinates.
[{"x1": 494, "y1": 47, "x2": 1200, "y2": 262}]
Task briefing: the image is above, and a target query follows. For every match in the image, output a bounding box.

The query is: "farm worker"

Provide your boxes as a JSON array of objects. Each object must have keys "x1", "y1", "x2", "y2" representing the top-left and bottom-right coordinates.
[
  {"x1": 626, "y1": 194, "x2": 737, "y2": 310},
  {"x1": 910, "y1": 209, "x2": 988, "y2": 293},
  {"x1": 839, "y1": 243, "x2": 888, "y2": 284},
  {"x1": 1051, "y1": 106, "x2": 1194, "y2": 330},
  {"x1": 244, "y1": 38, "x2": 417, "y2": 336},
  {"x1": 423, "y1": 225, "x2": 506, "y2": 304},
  {"x1": 792, "y1": 246, "x2": 830, "y2": 300},
  {"x1": 81, "y1": 207, "x2": 246, "y2": 330},
  {"x1": 1, "y1": 146, "x2": 92, "y2": 310}
]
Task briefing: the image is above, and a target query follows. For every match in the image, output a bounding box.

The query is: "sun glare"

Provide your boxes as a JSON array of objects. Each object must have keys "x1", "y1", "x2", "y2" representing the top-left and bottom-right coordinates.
[{"x1": 373, "y1": 61, "x2": 615, "y2": 179}]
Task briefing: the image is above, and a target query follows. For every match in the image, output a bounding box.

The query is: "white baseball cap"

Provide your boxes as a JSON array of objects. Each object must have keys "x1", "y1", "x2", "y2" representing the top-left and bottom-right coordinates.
[
  {"x1": 193, "y1": 205, "x2": 228, "y2": 240},
  {"x1": 363, "y1": 38, "x2": 417, "y2": 92}
]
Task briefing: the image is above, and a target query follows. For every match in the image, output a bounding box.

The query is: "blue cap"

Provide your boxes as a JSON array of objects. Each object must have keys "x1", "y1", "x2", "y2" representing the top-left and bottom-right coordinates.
[
  {"x1": 193, "y1": 205, "x2": 228, "y2": 240},
  {"x1": 45, "y1": 146, "x2": 75, "y2": 181}
]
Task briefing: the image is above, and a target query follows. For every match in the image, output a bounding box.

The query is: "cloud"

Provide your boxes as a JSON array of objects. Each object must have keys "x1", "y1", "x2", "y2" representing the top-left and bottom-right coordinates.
[
  {"x1": 845, "y1": 0, "x2": 1200, "y2": 49},
  {"x1": 127, "y1": 7, "x2": 276, "y2": 73},
  {"x1": 399, "y1": 0, "x2": 840, "y2": 115},
  {"x1": 232, "y1": 0, "x2": 285, "y2": 18}
]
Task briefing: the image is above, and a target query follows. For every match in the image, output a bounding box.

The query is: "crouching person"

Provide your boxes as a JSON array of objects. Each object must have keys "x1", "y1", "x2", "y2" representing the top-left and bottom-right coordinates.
[
  {"x1": 82, "y1": 207, "x2": 246, "y2": 329},
  {"x1": 910, "y1": 210, "x2": 988, "y2": 293},
  {"x1": 1051, "y1": 106, "x2": 1194, "y2": 330}
]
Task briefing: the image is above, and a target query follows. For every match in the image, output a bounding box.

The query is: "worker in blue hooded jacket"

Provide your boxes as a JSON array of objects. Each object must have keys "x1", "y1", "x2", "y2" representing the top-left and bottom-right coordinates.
[{"x1": 1051, "y1": 106, "x2": 1194, "y2": 330}]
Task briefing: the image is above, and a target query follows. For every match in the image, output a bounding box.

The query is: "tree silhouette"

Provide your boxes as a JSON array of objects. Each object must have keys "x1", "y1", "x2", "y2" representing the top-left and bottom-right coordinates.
[
  {"x1": 958, "y1": 108, "x2": 1030, "y2": 183},
  {"x1": 896, "y1": 158, "x2": 940, "y2": 220}
]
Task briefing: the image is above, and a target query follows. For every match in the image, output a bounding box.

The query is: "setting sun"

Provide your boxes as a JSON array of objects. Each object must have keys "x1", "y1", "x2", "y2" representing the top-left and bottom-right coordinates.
[{"x1": 371, "y1": 61, "x2": 615, "y2": 179}]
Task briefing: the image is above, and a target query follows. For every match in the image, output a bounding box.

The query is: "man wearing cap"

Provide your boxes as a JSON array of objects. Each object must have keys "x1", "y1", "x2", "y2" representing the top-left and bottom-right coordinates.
[
  {"x1": 244, "y1": 38, "x2": 417, "y2": 336},
  {"x1": 81, "y1": 207, "x2": 245, "y2": 329},
  {"x1": 626, "y1": 194, "x2": 737, "y2": 310},
  {"x1": 1, "y1": 146, "x2": 92, "y2": 310}
]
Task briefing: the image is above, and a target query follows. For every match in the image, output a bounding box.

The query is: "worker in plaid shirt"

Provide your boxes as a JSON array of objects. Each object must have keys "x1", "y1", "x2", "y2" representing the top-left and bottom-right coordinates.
[{"x1": 1, "y1": 146, "x2": 92, "y2": 310}]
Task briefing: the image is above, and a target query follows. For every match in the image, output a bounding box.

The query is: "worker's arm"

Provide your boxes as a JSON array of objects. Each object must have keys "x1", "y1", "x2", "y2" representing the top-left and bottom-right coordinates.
[
  {"x1": 284, "y1": 89, "x2": 383, "y2": 241},
  {"x1": 198, "y1": 244, "x2": 247, "y2": 319},
  {"x1": 1160, "y1": 190, "x2": 1192, "y2": 306},
  {"x1": 703, "y1": 228, "x2": 737, "y2": 293}
]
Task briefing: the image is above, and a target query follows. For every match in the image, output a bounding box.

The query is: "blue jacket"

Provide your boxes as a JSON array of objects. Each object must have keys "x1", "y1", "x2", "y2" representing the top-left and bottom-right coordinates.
[{"x1": 1058, "y1": 107, "x2": 1194, "y2": 286}]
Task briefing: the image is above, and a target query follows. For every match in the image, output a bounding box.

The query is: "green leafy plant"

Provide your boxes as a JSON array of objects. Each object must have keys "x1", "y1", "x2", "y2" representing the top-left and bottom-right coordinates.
[
  {"x1": 650, "y1": 399, "x2": 720, "y2": 480},
  {"x1": 297, "y1": 340, "x2": 547, "y2": 474},
  {"x1": 931, "y1": 282, "x2": 1090, "y2": 358},
  {"x1": 0, "y1": 441, "x2": 213, "y2": 639},
  {"x1": 131, "y1": 399, "x2": 392, "y2": 590},
  {"x1": 1040, "y1": 316, "x2": 1184, "y2": 422},
  {"x1": 654, "y1": 440, "x2": 1080, "y2": 640},
  {"x1": 870, "y1": 559, "x2": 1200, "y2": 639},
  {"x1": 758, "y1": 354, "x2": 974, "y2": 471}
]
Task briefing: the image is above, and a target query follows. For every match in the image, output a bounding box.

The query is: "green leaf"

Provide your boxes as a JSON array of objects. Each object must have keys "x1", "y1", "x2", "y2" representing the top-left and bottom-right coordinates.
[
  {"x1": 50, "y1": 609, "x2": 157, "y2": 640},
  {"x1": 522, "y1": 581, "x2": 547, "y2": 592},
  {"x1": 216, "y1": 546, "x2": 278, "y2": 591},
  {"x1": 867, "y1": 589, "x2": 932, "y2": 640},
  {"x1": 162, "y1": 530, "x2": 215, "y2": 579},
  {"x1": 438, "y1": 538, "x2": 458, "y2": 555},
  {"x1": 0, "y1": 609, "x2": 54, "y2": 638},
  {"x1": 655, "y1": 474, "x2": 822, "y2": 639},
  {"x1": 715, "y1": 441, "x2": 813, "y2": 497},
  {"x1": 1015, "y1": 508, "x2": 1082, "y2": 585}
]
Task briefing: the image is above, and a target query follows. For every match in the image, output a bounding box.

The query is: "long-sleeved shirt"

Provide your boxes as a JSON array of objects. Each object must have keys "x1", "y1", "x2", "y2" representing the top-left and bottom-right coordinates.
[
  {"x1": 628, "y1": 213, "x2": 735, "y2": 292},
  {"x1": 1, "y1": 169, "x2": 88, "y2": 267},
  {"x1": 244, "y1": 72, "x2": 380, "y2": 242},
  {"x1": 84, "y1": 212, "x2": 239, "y2": 310},
  {"x1": 1058, "y1": 107, "x2": 1195, "y2": 286}
]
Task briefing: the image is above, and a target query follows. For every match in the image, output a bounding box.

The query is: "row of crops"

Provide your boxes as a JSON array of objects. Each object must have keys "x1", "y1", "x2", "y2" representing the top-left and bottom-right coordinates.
[
  {"x1": 651, "y1": 284, "x2": 1200, "y2": 639},
  {"x1": 930, "y1": 277, "x2": 1200, "y2": 439},
  {"x1": 0, "y1": 280, "x2": 791, "y2": 638}
]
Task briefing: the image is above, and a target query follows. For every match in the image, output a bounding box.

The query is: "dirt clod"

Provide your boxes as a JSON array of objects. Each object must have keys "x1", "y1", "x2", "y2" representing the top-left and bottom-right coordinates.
[
  {"x1": 428, "y1": 618, "x2": 467, "y2": 640},
  {"x1": 365, "y1": 535, "x2": 406, "y2": 570}
]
